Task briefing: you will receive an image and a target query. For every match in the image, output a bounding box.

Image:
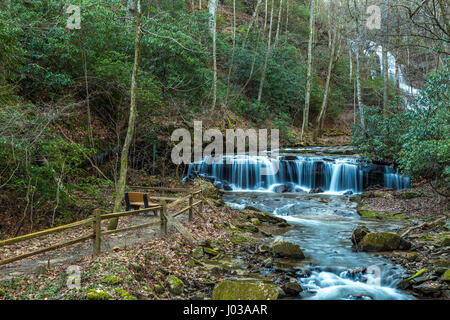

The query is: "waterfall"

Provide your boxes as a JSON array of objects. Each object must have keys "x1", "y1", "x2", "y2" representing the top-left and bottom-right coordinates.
[
  {"x1": 366, "y1": 41, "x2": 420, "y2": 107},
  {"x1": 185, "y1": 154, "x2": 410, "y2": 194}
]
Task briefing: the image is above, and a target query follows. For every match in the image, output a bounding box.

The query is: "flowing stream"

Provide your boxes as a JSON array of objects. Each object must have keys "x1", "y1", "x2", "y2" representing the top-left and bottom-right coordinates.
[{"x1": 186, "y1": 147, "x2": 415, "y2": 300}]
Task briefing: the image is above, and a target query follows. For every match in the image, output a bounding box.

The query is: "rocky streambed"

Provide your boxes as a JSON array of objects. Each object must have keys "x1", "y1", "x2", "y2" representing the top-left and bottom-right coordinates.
[{"x1": 212, "y1": 186, "x2": 449, "y2": 300}]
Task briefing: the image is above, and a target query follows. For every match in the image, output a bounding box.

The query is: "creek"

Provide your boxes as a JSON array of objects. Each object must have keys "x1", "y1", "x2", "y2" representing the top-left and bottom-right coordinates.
[{"x1": 186, "y1": 147, "x2": 414, "y2": 300}]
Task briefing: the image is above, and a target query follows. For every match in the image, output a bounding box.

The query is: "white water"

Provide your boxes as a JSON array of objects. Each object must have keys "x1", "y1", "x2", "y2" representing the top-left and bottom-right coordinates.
[{"x1": 185, "y1": 152, "x2": 410, "y2": 194}]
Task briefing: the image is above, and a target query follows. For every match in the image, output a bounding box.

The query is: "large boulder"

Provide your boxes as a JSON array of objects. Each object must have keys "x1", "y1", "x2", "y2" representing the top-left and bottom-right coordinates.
[
  {"x1": 351, "y1": 226, "x2": 370, "y2": 245},
  {"x1": 359, "y1": 232, "x2": 401, "y2": 252},
  {"x1": 212, "y1": 279, "x2": 280, "y2": 300},
  {"x1": 271, "y1": 237, "x2": 305, "y2": 259}
]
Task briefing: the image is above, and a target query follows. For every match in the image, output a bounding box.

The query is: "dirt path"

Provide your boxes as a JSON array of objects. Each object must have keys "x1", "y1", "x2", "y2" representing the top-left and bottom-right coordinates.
[{"x1": 0, "y1": 212, "x2": 190, "y2": 281}]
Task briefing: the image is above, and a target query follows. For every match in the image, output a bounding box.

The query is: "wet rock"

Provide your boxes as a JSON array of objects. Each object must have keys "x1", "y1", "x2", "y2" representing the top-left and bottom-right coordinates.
[
  {"x1": 271, "y1": 237, "x2": 305, "y2": 259},
  {"x1": 284, "y1": 183, "x2": 296, "y2": 193},
  {"x1": 167, "y1": 275, "x2": 185, "y2": 295},
  {"x1": 212, "y1": 279, "x2": 280, "y2": 300},
  {"x1": 351, "y1": 226, "x2": 370, "y2": 245},
  {"x1": 309, "y1": 187, "x2": 324, "y2": 194},
  {"x1": 413, "y1": 281, "x2": 441, "y2": 296},
  {"x1": 359, "y1": 232, "x2": 401, "y2": 252},
  {"x1": 398, "y1": 238, "x2": 412, "y2": 250},
  {"x1": 274, "y1": 185, "x2": 286, "y2": 193},
  {"x1": 343, "y1": 190, "x2": 353, "y2": 196},
  {"x1": 282, "y1": 281, "x2": 303, "y2": 295}
]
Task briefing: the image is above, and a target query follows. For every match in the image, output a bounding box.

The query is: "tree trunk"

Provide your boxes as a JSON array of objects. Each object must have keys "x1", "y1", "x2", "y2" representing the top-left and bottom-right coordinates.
[
  {"x1": 208, "y1": 0, "x2": 218, "y2": 110},
  {"x1": 242, "y1": 0, "x2": 262, "y2": 48},
  {"x1": 225, "y1": 0, "x2": 236, "y2": 106},
  {"x1": 300, "y1": 0, "x2": 315, "y2": 141},
  {"x1": 108, "y1": 0, "x2": 142, "y2": 230},
  {"x1": 273, "y1": 0, "x2": 283, "y2": 48},
  {"x1": 257, "y1": 0, "x2": 274, "y2": 102},
  {"x1": 314, "y1": 28, "x2": 338, "y2": 139},
  {"x1": 355, "y1": 37, "x2": 365, "y2": 132},
  {"x1": 382, "y1": 0, "x2": 389, "y2": 117}
]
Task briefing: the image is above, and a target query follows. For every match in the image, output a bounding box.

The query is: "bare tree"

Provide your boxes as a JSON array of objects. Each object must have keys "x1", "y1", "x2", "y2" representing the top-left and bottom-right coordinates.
[
  {"x1": 108, "y1": 0, "x2": 143, "y2": 230},
  {"x1": 300, "y1": 0, "x2": 315, "y2": 141}
]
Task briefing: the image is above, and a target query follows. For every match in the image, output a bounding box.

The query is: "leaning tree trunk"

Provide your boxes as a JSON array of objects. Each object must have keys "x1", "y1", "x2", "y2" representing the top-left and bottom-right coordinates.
[
  {"x1": 314, "y1": 28, "x2": 338, "y2": 140},
  {"x1": 300, "y1": 0, "x2": 315, "y2": 141},
  {"x1": 108, "y1": 0, "x2": 142, "y2": 230}
]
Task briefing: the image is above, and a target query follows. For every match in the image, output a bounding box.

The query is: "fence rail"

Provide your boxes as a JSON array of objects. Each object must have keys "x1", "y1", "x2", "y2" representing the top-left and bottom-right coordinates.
[{"x1": 0, "y1": 187, "x2": 204, "y2": 266}]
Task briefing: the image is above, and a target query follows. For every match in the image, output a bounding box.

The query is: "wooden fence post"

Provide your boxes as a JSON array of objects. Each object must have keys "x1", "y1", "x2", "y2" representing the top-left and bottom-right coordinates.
[
  {"x1": 189, "y1": 192, "x2": 193, "y2": 221},
  {"x1": 160, "y1": 200, "x2": 167, "y2": 235},
  {"x1": 93, "y1": 209, "x2": 102, "y2": 256},
  {"x1": 199, "y1": 189, "x2": 204, "y2": 213}
]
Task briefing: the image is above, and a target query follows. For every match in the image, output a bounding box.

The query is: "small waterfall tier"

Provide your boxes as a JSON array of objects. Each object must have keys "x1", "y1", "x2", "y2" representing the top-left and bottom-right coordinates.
[{"x1": 185, "y1": 154, "x2": 410, "y2": 194}]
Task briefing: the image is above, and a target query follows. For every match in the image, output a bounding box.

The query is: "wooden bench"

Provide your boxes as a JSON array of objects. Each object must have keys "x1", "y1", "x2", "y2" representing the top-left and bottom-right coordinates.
[{"x1": 125, "y1": 192, "x2": 159, "y2": 216}]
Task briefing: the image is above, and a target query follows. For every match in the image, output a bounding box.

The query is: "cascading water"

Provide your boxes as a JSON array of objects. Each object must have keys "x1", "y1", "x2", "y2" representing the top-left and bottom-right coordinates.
[
  {"x1": 188, "y1": 147, "x2": 414, "y2": 300},
  {"x1": 185, "y1": 153, "x2": 410, "y2": 194}
]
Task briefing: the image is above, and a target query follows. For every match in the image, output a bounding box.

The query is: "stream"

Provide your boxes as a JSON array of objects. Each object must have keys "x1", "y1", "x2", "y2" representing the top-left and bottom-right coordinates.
[{"x1": 186, "y1": 147, "x2": 415, "y2": 300}]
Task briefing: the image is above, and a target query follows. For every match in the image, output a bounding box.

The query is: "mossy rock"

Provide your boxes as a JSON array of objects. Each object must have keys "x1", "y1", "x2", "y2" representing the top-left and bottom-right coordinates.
[
  {"x1": 351, "y1": 225, "x2": 370, "y2": 245},
  {"x1": 237, "y1": 223, "x2": 259, "y2": 233},
  {"x1": 212, "y1": 279, "x2": 280, "y2": 300},
  {"x1": 87, "y1": 289, "x2": 112, "y2": 300},
  {"x1": 192, "y1": 247, "x2": 204, "y2": 259},
  {"x1": 167, "y1": 275, "x2": 184, "y2": 295},
  {"x1": 406, "y1": 252, "x2": 420, "y2": 262},
  {"x1": 359, "y1": 232, "x2": 401, "y2": 252},
  {"x1": 230, "y1": 234, "x2": 251, "y2": 245},
  {"x1": 397, "y1": 268, "x2": 428, "y2": 290},
  {"x1": 439, "y1": 236, "x2": 450, "y2": 247},
  {"x1": 0, "y1": 288, "x2": 5, "y2": 297},
  {"x1": 102, "y1": 275, "x2": 123, "y2": 285},
  {"x1": 250, "y1": 218, "x2": 260, "y2": 225},
  {"x1": 441, "y1": 269, "x2": 450, "y2": 282},
  {"x1": 271, "y1": 237, "x2": 305, "y2": 259},
  {"x1": 204, "y1": 247, "x2": 219, "y2": 256},
  {"x1": 153, "y1": 284, "x2": 165, "y2": 294},
  {"x1": 115, "y1": 288, "x2": 137, "y2": 300},
  {"x1": 193, "y1": 178, "x2": 219, "y2": 199},
  {"x1": 245, "y1": 207, "x2": 287, "y2": 225}
]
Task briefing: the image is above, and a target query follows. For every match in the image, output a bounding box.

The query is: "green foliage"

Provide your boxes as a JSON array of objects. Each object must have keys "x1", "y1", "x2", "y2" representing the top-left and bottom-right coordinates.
[{"x1": 353, "y1": 61, "x2": 450, "y2": 188}]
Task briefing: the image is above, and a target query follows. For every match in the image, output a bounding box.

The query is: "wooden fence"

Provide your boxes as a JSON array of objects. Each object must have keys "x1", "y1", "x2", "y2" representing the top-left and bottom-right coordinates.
[{"x1": 0, "y1": 188, "x2": 204, "y2": 267}]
